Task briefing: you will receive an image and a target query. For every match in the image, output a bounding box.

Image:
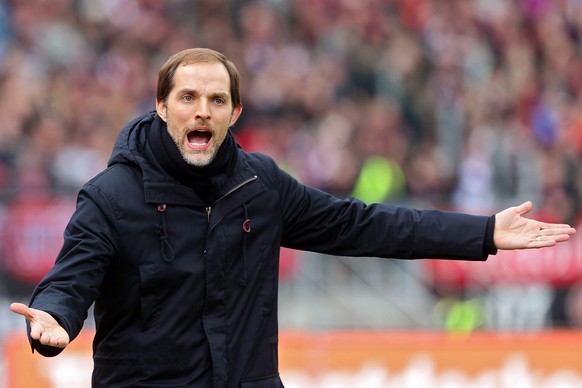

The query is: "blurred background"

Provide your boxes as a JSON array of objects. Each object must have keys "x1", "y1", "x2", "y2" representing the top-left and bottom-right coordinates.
[{"x1": 1, "y1": 0, "x2": 582, "y2": 386}]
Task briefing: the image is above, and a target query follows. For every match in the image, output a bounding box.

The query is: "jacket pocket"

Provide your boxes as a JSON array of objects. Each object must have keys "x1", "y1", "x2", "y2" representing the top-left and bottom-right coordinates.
[
  {"x1": 241, "y1": 373, "x2": 283, "y2": 388},
  {"x1": 139, "y1": 263, "x2": 159, "y2": 331}
]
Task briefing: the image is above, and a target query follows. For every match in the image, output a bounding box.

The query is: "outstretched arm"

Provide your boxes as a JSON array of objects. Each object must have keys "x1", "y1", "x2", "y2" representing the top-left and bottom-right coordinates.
[
  {"x1": 10, "y1": 302, "x2": 70, "y2": 349},
  {"x1": 494, "y1": 201, "x2": 576, "y2": 250}
]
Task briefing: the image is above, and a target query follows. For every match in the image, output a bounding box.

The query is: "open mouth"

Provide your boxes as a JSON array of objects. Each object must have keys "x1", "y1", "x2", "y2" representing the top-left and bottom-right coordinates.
[{"x1": 187, "y1": 129, "x2": 212, "y2": 149}]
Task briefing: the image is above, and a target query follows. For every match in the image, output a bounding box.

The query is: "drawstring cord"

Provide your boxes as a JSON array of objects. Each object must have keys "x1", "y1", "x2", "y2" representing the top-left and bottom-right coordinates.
[
  {"x1": 240, "y1": 203, "x2": 251, "y2": 286},
  {"x1": 154, "y1": 203, "x2": 175, "y2": 263},
  {"x1": 152, "y1": 203, "x2": 250, "y2": 282}
]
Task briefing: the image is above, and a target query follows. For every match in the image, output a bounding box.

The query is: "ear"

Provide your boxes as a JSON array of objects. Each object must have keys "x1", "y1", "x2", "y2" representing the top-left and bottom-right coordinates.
[
  {"x1": 229, "y1": 104, "x2": 243, "y2": 127},
  {"x1": 156, "y1": 99, "x2": 168, "y2": 122}
]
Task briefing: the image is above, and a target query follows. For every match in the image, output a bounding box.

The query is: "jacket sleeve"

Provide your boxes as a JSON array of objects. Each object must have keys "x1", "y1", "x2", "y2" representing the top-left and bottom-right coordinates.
[
  {"x1": 27, "y1": 182, "x2": 118, "y2": 354},
  {"x1": 275, "y1": 164, "x2": 494, "y2": 261}
]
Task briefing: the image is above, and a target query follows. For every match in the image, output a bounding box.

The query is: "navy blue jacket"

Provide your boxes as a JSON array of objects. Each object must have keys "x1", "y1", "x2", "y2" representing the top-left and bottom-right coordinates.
[{"x1": 28, "y1": 112, "x2": 494, "y2": 387}]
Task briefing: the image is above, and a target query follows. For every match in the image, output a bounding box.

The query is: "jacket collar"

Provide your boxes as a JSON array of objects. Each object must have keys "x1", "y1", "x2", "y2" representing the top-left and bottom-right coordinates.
[
  {"x1": 109, "y1": 112, "x2": 265, "y2": 207},
  {"x1": 143, "y1": 147, "x2": 264, "y2": 207}
]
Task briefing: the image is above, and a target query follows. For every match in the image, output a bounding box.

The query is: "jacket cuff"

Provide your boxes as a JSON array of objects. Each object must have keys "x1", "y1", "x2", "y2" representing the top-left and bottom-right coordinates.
[
  {"x1": 28, "y1": 312, "x2": 69, "y2": 358},
  {"x1": 482, "y1": 214, "x2": 498, "y2": 258},
  {"x1": 31, "y1": 339, "x2": 65, "y2": 357}
]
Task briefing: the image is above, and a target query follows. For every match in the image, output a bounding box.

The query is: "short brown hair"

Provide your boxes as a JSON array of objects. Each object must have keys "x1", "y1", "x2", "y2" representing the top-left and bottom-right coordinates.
[{"x1": 157, "y1": 48, "x2": 242, "y2": 108}]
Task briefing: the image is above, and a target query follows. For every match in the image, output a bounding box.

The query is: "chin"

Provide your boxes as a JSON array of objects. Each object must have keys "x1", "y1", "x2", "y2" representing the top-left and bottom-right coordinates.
[{"x1": 183, "y1": 153, "x2": 214, "y2": 167}]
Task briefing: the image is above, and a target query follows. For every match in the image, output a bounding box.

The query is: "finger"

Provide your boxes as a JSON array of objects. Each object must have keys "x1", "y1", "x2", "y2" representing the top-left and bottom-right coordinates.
[
  {"x1": 539, "y1": 227, "x2": 577, "y2": 236},
  {"x1": 30, "y1": 322, "x2": 43, "y2": 340},
  {"x1": 55, "y1": 335, "x2": 69, "y2": 347},
  {"x1": 532, "y1": 231, "x2": 570, "y2": 248},
  {"x1": 538, "y1": 221, "x2": 576, "y2": 230},
  {"x1": 10, "y1": 303, "x2": 33, "y2": 320},
  {"x1": 554, "y1": 234, "x2": 572, "y2": 242},
  {"x1": 45, "y1": 333, "x2": 68, "y2": 348},
  {"x1": 39, "y1": 331, "x2": 52, "y2": 345},
  {"x1": 530, "y1": 234, "x2": 555, "y2": 248}
]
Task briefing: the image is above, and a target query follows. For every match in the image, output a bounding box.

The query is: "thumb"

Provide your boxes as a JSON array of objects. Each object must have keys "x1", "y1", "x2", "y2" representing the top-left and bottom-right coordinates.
[
  {"x1": 514, "y1": 201, "x2": 533, "y2": 216},
  {"x1": 10, "y1": 303, "x2": 33, "y2": 321}
]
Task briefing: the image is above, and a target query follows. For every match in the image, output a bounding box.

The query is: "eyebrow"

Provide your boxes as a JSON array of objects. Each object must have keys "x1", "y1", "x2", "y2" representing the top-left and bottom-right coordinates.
[{"x1": 176, "y1": 88, "x2": 230, "y2": 99}]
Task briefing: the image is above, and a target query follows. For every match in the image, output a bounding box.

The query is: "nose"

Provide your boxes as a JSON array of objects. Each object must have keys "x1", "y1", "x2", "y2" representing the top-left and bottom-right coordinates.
[{"x1": 195, "y1": 99, "x2": 211, "y2": 121}]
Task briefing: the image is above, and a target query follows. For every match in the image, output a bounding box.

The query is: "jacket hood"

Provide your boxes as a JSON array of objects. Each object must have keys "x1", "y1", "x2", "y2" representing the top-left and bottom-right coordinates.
[
  {"x1": 108, "y1": 110, "x2": 156, "y2": 170},
  {"x1": 107, "y1": 110, "x2": 203, "y2": 206}
]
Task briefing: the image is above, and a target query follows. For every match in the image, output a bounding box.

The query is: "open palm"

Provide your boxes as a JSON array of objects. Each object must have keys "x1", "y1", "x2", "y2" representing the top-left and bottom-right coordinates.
[
  {"x1": 10, "y1": 302, "x2": 70, "y2": 348},
  {"x1": 494, "y1": 201, "x2": 576, "y2": 250}
]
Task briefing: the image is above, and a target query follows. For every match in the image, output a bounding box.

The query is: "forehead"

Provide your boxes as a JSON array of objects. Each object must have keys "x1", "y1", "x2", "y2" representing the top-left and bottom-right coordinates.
[{"x1": 172, "y1": 62, "x2": 231, "y2": 93}]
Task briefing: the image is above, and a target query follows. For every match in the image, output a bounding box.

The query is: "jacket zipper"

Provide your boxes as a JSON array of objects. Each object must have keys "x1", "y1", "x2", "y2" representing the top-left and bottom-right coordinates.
[{"x1": 205, "y1": 175, "x2": 258, "y2": 222}]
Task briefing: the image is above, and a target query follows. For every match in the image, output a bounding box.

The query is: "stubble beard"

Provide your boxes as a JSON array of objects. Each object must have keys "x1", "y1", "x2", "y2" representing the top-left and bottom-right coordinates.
[
  {"x1": 178, "y1": 139, "x2": 218, "y2": 168},
  {"x1": 167, "y1": 120, "x2": 219, "y2": 168}
]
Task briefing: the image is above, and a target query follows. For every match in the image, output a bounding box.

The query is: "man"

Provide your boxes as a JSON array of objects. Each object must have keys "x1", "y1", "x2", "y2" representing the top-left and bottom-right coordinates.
[{"x1": 10, "y1": 48, "x2": 576, "y2": 387}]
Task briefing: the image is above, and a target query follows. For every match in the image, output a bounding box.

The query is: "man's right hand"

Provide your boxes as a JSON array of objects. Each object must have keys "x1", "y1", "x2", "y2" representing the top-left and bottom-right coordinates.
[{"x1": 10, "y1": 302, "x2": 70, "y2": 348}]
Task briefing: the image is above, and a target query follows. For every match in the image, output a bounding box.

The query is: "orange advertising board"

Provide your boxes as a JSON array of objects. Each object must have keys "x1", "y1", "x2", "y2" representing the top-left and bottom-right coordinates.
[
  {"x1": 4, "y1": 330, "x2": 582, "y2": 387},
  {"x1": 4, "y1": 331, "x2": 94, "y2": 388},
  {"x1": 279, "y1": 330, "x2": 582, "y2": 386}
]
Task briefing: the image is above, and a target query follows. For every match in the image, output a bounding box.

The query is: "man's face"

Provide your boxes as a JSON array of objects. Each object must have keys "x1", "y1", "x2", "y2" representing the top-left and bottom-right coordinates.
[{"x1": 156, "y1": 62, "x2": 242, "y2": 167}]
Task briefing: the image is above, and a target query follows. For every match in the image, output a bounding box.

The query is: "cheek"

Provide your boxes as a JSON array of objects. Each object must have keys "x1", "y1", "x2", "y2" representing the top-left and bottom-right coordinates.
[
  {"x1": 171, "y1": 106, "x2": 192, "y2": 122},
  {"x1": 166, "y1": 110, "x2": 193, "y2": 134},
  {"x1": 166, "y1": 122, "x2": 181, "y2": 143},
  {"x1": 165, "y1": 115, "x2": 184, "y2": 139},
  {"x1": 215, "y1": 127, "x2": 229, "y2": 144}
]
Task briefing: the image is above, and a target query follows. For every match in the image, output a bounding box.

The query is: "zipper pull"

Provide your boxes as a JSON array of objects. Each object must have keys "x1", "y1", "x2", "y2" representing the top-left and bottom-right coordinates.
[{"x1": 206, "y1": 206, "x2": 212, "y2": 222}]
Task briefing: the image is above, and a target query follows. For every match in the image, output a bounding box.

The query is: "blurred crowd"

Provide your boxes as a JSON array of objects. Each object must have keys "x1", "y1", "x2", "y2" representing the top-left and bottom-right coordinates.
[
  {"x1": 0, "y1": 0, "x2": 581, "y2": 216},
  {"x1": 0, "y1": 0, "x2": 581, "y2": 325}
]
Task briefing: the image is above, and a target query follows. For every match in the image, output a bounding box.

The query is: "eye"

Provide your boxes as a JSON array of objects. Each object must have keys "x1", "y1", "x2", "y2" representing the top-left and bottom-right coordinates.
[
  {"x1": 213, "y1": 97, "x2": 226, "y2": 105},
  {"x1": 182, "y1": 95, "x2": 193, "y2": 102}
]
